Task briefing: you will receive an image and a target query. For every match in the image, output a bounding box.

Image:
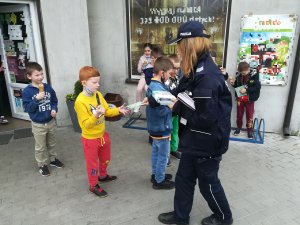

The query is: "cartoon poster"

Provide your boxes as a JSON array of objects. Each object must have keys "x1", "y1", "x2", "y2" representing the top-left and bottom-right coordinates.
[
  {"x1": 128, "y1": 0, "x2": 229, "y2": 80},
  {"x1": 238, "y1": 14, "x2": 298, "y2": 86}
]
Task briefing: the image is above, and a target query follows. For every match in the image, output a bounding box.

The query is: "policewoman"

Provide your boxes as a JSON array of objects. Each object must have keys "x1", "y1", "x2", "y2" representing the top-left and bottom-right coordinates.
[{"x1": 158, "y1": 21, "x2": 233, "y2": 225}]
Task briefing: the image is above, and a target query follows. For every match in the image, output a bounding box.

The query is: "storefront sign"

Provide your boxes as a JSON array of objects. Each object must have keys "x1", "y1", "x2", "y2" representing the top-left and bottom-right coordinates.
[{"x1": 127, "y1": 0, "x2": 230, "y2": 80}]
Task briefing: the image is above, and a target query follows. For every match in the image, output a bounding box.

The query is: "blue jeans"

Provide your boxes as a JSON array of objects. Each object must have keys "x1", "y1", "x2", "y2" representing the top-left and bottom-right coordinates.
[{"x1": 152, "y1": 138, "x2": 170, "y2": 183}]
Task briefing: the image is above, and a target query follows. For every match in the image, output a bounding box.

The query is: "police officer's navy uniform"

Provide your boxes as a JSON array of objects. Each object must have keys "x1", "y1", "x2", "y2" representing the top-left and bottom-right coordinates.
[{"x1": 171, "y1": 52, "x2": 233, "y2": 224}]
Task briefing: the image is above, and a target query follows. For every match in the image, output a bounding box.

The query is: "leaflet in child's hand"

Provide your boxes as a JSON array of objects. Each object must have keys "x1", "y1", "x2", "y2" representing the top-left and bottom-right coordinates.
[
  {"x1": 177, "y1": 92, "x2": 195, "y2": 111},
  {"x1": 152, "y1": 91, "x2": 176, "y2": 106},
  {"x1": 235, "y1": 85, "x2": 247, "y2": 97}
]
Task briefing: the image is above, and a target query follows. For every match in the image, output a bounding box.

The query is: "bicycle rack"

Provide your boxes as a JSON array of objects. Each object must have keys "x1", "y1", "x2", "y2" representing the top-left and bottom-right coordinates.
[
  {"x1": 229, "y1": 118, "x2": 265, "y2": 144},
  {"x1": 123, "y1": 114, "x2": 266, "y2": 144}
]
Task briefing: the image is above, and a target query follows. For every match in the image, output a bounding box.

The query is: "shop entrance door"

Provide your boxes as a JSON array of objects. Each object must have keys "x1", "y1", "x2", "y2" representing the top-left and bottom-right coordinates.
[{"x1": 0, "y1": 3, "x2": 46, "y2": 120}]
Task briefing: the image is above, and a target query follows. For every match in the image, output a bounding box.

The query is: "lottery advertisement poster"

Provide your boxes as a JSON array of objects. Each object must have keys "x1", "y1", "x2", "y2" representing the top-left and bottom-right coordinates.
[
  {"x1": 127, "y1": 0, "x2": 229, "y2": 79},
  {"x1": 238, "y1": 14, "x2": 298, "y2": 86}
]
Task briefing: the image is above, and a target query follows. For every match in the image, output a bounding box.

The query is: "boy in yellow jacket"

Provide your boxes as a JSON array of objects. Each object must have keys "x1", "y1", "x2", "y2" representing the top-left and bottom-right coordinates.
[{"x1": 75, "y1": 66, "x2": 130, "y2": 197}]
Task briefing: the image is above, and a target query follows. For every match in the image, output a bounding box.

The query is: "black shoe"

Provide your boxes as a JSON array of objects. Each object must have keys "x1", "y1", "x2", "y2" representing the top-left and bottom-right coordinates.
[
  {"x1": 233, "y1": 129, "x2": 240, "y2": 136},
  {"x1": 153, "y1": 179, "x2": 175, "y2": 190},
  {"x1": 158, "y1": 211, "x2": 189, "y2": 225},
  {"x1": 151, "y1": 174, "x2": 172, "y2": 183},
  {"x1": 98, "y1": 175, "x2": 117, "y2": 183},
  {"x1": 247, "y1": 131, "x2": 254, "y2": 139},
  {"x1": 167, "y1": 157, "x2": 171, "y2": 167},
  {"x1": 39, "y1": 165, "x2": 50, "y2": 177},
  {"x1": 170, "y1": 151, "x2": 181, "y2": 160},
  {"x1": 89, "y1": 184, "x2": 108, "y2": 198},
  {"x1": 201, "y1": 215, "x2": 233, "y2": 225},
  {"x1": 50, "y1": 158, "x2": 64, "y2": 168}
]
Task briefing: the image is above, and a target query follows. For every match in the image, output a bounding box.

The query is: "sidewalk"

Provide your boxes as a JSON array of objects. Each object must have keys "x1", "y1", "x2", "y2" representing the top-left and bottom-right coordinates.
[{"x1": 0, "y1": 119, "x2": 300, "y2": 225}]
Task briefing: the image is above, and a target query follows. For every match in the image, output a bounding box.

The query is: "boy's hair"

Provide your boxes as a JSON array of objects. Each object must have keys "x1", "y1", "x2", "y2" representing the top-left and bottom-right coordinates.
[
  {"x1": 151, "y1": 45, "x2": 164, "y2": 58},
  {"x1": 169, "y1": 54, "x2": 180, "y2": 63},
  {"x1": 143, "y1": 43, "x2": 153, "y2": 49},
  {"x1": 238, "y1": 62, "x2": 250, "y2": 72},
  {"x1": 79, "y1": 66, "x2": 100, "y2": 81},
  {"x1": 26, "y1": 62, "x2": 43, "y2": 76},
  {"x1": 153, "y1": 56, "x2": 174, "y2": 75}
]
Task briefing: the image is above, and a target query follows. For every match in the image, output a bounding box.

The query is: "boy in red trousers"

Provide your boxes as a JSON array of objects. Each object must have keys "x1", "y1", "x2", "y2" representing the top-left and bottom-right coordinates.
[{"x1": 74, "y1": 66, "x2": 130, "y2": 197}]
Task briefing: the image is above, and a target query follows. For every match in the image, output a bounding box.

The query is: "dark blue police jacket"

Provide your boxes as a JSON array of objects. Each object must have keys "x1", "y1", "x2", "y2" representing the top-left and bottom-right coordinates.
[{"x1": 173, "y1": 53, "x2": 232, "y2": 157}]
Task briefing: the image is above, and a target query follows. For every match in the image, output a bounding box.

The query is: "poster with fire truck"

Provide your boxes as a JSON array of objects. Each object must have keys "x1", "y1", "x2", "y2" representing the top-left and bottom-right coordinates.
[{"x1": 238, "y1": 14, "x2": 297, "y2": 86}]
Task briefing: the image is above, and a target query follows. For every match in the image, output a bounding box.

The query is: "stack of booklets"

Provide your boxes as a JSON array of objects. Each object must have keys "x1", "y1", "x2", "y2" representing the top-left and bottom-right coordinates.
[
  {"x1": 152, "y1": 91, "x2": 176, "y2": 105},
  {"x1": 177, "y1": 92, "x2": 195, "y2": 111}
]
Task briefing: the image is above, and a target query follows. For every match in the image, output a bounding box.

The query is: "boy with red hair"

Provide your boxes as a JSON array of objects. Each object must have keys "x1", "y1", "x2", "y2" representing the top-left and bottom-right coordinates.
[{"x1": 74, "y1": 66, "x2": 130, "y2": 197}]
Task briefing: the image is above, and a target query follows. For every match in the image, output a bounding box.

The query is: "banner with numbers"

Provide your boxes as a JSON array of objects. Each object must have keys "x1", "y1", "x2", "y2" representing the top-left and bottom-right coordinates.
[{"x1": 127, "y1": 0, "x2": 230, "y2": 80}]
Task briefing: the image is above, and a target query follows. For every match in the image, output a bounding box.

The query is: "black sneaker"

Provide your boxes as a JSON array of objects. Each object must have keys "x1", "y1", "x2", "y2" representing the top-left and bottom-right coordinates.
[
  {"x1": 170, "y1": 151, "x2": 181, "y2": 160},
  {"x1": 50, "y1": 158, "x2": 64, "y2": 168},
  {"x1": 153, "y1": 179, "x2": 175, "y2": 190},
  {"x1": 247, "y1": 131, "x2": 254, "y2": 139},
  {"x1": 89, "y1": 184, "x2": 108, "y2": 198},
  {"x1": 158, "y1": 211, "x2": 189, "y2": 225},
  {"x1": 233, "y1": 128, "x2": 240, "y2": 136},
  {"x1": 151, "y1": 174, "x2": 172, "y2": 183},
  {"x1": 98, "y1": 175, "x2": 117, "y2": 183},
  {"x1": 201, "y1": 215, "x2": 233, "y2": 225},
  {"x1": 39, "y1": 165, "x2": 50, "y2": 177}
]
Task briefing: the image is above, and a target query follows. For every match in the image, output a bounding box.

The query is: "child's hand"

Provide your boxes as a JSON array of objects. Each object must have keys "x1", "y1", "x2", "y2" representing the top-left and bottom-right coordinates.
[
  {"x1": 228, "y1": 76, "x2": 235, "y2": 85},
  {"x1": 94, "y1": 105, "x2": 105, "y2": 118},
  {"x1": 220, "y1": 67, "x2": 226, "y2": 75},
  {"x1": 168, "y1": 102, "x2": 175, "y2": 110},
  {"x1": 143, "y1": 61, "x2": 148, "y2": 66},
  {"x1": 142, "y1": 97, "x2": 149, "y2": 105},
  {"x1": 51, "y1": 110, "x2": 57, "y2": 118},
  {"x1": 118, "y1": 104, "x2": 131, "y2": 115},
  {"x1": 240, "y1": 88, "x2": 247, "y2": 94},
  {"x1": 36, "y1": 92, "x2": 45, "y2": 100}
]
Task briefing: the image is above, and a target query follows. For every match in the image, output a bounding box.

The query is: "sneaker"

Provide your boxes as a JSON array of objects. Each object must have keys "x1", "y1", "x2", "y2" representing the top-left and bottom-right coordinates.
[
  {"x1": 153, "y1": 179, "x2": 175, "y2": 190},
  {"x1": 98, "y1": 175, "x2": 117, "y2": 183},
  {"x1": 151, "y1": 174, "x2": 172, "y2": 183},
  {"x1": 170, "y1": 151, "x2": 181, "y2": 160},
  {"x1": 50, "y1": 158, "x2": 64, "y2": 168},
  {"x1": 0, "y1": 116, "x2": 8, "y2": 124},
  {"x1": 201, "y1": 215, "x2": 233, "y2": 225},
  {"x1": 248, "y1": 131, "x2": 254, "y2": 139},
  {"x1": 233, "y1": 128, "x2": 240, "y2": 136},
  {"x1": 167, "y1": 157, "x2": 172, "y2": 167},
  {"x1": 158, "y1": 211, "x2": 189, "y2": 225},
  {"x1": 89, "y1": 184, "x2": 108, "y2": 198},
  {"x1": 39, "y1": 165, "x2": 50, "y2": 177}
]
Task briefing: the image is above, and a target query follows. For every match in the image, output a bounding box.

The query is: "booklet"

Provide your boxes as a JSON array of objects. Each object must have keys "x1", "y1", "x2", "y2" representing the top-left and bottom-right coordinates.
[
  {"x1": 152, "y1": 91, "x2": 176, "y2": 105},
  {"x1": 177, "y1": 92, "x2": 195, "y2": 111},
  {"x1": 125, "y1": 102, "x2": 144, "y2": 111},
  {"x1": 235, "y1": 85, "x2": 247, "y2": 97}
]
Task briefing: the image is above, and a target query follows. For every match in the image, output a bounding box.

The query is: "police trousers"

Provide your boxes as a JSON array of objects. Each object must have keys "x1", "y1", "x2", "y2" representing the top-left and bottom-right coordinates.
[{"x1": 174, "y1": 154, "x2": 232, "y2": 223}]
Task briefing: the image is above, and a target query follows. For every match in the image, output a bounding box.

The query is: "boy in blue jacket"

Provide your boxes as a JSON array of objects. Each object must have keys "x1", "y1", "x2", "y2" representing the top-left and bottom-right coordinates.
[
  {"x1": 145, "y1": 57, "x2": 175, "y2": 190},
  {"x1": 22, "y1": 62, "x2": 64, "y2": 177}
]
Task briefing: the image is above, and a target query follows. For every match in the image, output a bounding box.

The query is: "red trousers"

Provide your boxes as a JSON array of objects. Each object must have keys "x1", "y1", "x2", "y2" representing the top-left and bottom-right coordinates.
[
  {"x1": 81, "y1": 132, "x2": 111, "y2": 187},
  {"x1": 236, "y1": 100, "x2": 254, "y2": 132}
]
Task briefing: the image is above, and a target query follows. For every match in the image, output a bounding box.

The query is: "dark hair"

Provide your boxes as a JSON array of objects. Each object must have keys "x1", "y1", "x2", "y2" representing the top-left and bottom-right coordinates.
[
  {"x1": 151, "y1": 45, "x2": 164, "y2": 58},
  {"x1": 169, "y1": 54, "x2": 180, "y2": 63},
  {"x1": 143, "y1": 43, "x2": 153, "y2": 49},
  {"x1": 153, "y1": 56, "x2": 174, "y2": 75},
  {"x1": 238, "y1": 62, "x2": 250, "y2": 72},
  {"x1": 26, "y1": 62, "x2": 43, "y2": 76}
]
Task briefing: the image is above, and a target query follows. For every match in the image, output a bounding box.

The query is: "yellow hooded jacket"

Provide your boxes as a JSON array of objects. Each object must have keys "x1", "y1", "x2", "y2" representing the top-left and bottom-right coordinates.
[{"x1": 74, "y1": 91, "x2": 120, "y2": 139}]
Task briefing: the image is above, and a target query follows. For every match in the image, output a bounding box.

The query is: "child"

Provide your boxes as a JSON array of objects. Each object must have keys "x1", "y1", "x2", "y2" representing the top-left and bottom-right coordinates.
[
  {"x1": 0, "y1": 61, "x2": 9, "y2": 124},
  {"x1": 136, "y1": 43, "x2": 153, "y2": 102},
  {"x1": 233, "y1": 62, "x2": 261, "y2": 139},
  {"x1": 145, "y1": 57, "x2": 175, "y2": 190},
  {"x1": 166, "y1": 54, "x2": 181, "y2": 160},
  {"x1": 22, "y1": 62, "x2": 64, "y2": 176},
  {"x1": 144, "y1": 45, "x2": 164, "y2": 86},
  {"x1": 74, "y1": 66, "x2": 130, "y2": 197}
]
